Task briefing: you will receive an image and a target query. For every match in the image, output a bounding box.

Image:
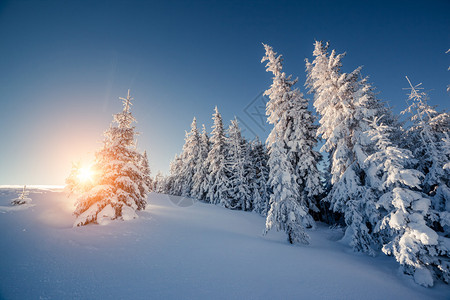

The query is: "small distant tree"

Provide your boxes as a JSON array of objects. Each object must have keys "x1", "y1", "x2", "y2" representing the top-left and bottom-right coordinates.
[
  {"x1": 141, "y1": 151, "x2": 152, "y2": 192},
  {"x1": 11, "y1": 185, "x2": 32, "y2": 205},
  {"x1": 72, "y1": 90, "x2": 149, "y2": 226},
  {"x1": 167, "y1": 154, "x2": 184, "y2": 196},
  {"x1": 154, "y1": 171, "x2": 165, "y2": 193},
  {"x1": 191, "y1": 124, "x2": 211, "y2": 201}
]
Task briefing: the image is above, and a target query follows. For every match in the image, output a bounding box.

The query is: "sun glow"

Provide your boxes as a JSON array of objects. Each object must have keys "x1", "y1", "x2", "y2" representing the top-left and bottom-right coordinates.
[{"x1": 77, "y1": 165, "x2": 94, "y2": 183}]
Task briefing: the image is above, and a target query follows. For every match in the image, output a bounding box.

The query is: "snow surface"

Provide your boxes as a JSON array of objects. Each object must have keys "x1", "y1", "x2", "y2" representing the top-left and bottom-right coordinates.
[{"x1": 0, "y1": 187, "x2": 448, "y2": 299}]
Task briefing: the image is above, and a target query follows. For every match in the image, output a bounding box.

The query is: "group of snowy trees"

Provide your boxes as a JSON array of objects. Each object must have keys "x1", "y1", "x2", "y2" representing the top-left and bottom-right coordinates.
[
  {"x1": 66, "y1": 90, "x2": 151, "y2": 226},
  {"x1": 306, "y1": 42, "x2": 449, "y2": 287},
  {"x1": 163, "y1": 109, "x2": 271, "y2": 215},
  {"x1": 160, "y1": 41, "x2": 449, "y2": 287},
  {"x1": 63, "y1": 41, "x2": 448, "y2": 287}
]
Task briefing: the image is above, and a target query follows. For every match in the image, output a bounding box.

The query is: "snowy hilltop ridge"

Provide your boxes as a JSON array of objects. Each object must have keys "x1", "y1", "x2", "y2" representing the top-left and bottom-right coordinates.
[{"x1": 0, "y1": 188, "x2": 448, "y2": 299}]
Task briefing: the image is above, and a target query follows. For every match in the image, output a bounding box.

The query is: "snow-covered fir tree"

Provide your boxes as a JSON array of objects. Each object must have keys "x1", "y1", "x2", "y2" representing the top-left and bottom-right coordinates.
[
  {"x1": 11, "y1": 185, "x2": 32, "y2": 205},
  {"x1": 153, "y1": 171, "x2": 165, "y2": 193},
  {"x1": 206, "y1": 107, "x2": 229, "y2": 205},
  {"x1": 367, "y1": 117, "x2": 449, "y2": 287},
  {"x1": 141, "y1": 150, "x2": 152, "y2": 192},
  {"x1": 306, "y1": 41, "x2": 353, "y2": 184},
  {"x1": 224, "y1": 118, "x2": 253, "y2": 210},
  {"x1": 262, "y1": 44, "x2": 312, "y2": 243},
  {"x1": 263, "y1": 43, "x2": 322, "y2": 227},
  {"x1": 179, "y1": 117, "x2": 201, "y2": 197},
  {"x1": 250, "y1": 137, "x2": 270, "y2": 216},
  {"x1": 305, "y1": 41, "x2": 396, "y2": 254},
  {"x1": 167, "y1": 153, "x2": 183, "y2": 196},
  {"x1": 401, "y1": 77, "x2": 450, "y2": 236},
  {"x1": 72, "y1": 90, "x2": 149, "y2": 226},
  {"x1": 264, "y1": 137, "x2": 310, "y2": 244},
  {"x1": 288, "y1": 72, "x2": 323, "y2": 222},
  {"x1": 191, "y1": 124, "x2": 211, "y2": 201}
]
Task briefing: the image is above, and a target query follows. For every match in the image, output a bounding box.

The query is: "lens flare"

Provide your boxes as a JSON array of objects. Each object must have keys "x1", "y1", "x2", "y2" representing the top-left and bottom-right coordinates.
[{"x1": 77, "y1": 165, "x2": 94, "y2": 183}]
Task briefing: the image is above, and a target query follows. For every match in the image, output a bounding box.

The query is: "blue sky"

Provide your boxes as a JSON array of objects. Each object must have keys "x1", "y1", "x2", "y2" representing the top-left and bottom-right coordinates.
[{"x1": 0, "y1": 0, "x2": 448, "y2": 185}]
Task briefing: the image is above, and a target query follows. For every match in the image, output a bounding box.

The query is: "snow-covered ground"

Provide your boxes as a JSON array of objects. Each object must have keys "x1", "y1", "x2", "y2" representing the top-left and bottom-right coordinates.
[{"x1": 0, "y1": 187, "x2": 448, "y2": 299}]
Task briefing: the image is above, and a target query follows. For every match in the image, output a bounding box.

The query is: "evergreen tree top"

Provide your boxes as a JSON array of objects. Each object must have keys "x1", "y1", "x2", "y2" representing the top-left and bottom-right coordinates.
[
  {"x1": 115, "y1": 90, "x2": 136, "y2": 129},
  {"x1": 120, "y1": 89, "x2": 133, "y2": 114},
  {"x1": 261, "y1": 43, "x2": 283, "y2": 76}
]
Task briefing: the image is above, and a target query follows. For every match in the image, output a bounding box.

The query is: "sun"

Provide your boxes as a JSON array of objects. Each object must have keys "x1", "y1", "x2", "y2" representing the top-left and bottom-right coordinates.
[{"x1": 77, "y1": 165, "x2": 94, "y2": 183}]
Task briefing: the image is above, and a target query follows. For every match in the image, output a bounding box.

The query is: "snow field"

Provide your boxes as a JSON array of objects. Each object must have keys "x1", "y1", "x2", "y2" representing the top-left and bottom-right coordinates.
[{"x1": 0, "y1": 188, "x2": 448, "y2": 299}]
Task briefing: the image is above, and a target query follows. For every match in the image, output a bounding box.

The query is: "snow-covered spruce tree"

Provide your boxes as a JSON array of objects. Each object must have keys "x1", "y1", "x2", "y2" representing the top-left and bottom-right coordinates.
[
  {"x1": 151, "y1": 171, "x2": 159, "y2": 192},
  {"x1": 250, "y1": 137, "x2": 270, "y2": 216},
  {"x1": 206, "y1": 107, "x2": 229, "y2": 205},
  {"x1": 262, "y1": 44, "x2": 312, "y2": 243},
  {"x1": 367, "y1": 117, "x2": 449, "y2": 287},
  {"x1": 401, "y1": 78, "x2": 450, "y2": 235},
  {"x1": 200, "y1": 125, "x2": 212, "y2": 199},
  {"x1": 288, "y1": 72, "x2": 323, "y2": 222},
  {"x1": 153, "y1": 171, "x2": 165, "y2": 193},
  {"x1": 11, "y1": 185, "x2": 32, "y2": 205},
  {"x1": 141, "y1": 150, "x2": 152, "y2": 192},
  {"x1": 305, "y1": 41, "x2": 395, "y2": 254},
  {"x1": 167, "y1": 153, "x2": 183, "y2": 196},
  {"x1": 305, "y1": 41, "x2": 351, "y2": 184},
  {"x1": 178, "y1": 117, "x2": 201, "y2": 197},
  {"x1": 265, "y1": 137, "x2": 310, "y2": 244},
  {"x1": 73, "y1": 90, "x2": 149, "y2": 226},
  {"x1": 262, "y1": 43, "x2": 319, "y2": 227},
  {"x1": 191, "y1": 124, "x2": 211, "y2": 201},
  {"x1": 224, "y1": 118, "x2": 253, "y2": 210}
]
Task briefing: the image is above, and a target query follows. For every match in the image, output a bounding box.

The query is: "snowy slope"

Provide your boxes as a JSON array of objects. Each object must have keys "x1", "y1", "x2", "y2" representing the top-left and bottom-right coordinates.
[{"x1": 0, "y1": 187, "x2": 448, "y2": 300}]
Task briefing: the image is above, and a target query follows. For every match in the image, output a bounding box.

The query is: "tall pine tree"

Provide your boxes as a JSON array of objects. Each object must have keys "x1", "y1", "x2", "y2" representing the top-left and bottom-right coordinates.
[
  {"x1": 305, "y1": 41, "x2": 394, "y2": 254},
  {"x1": 192, "y1": 124, "x2": 211, "y2": 200},
  {"x1": 224, "y1": 118, "x2": 252, "y2": 210},
  {"x1": 141, "y1": 150, "x2": 152, "y2": 192},
  {"x1": 179, "y1": 117, "x2": 201, "y2": 197},
  {"x1": 262, "y1": 44, "x2": 312, "y2": 244},
  {"x1": 206, "y1": 107, "x2": 229, "y2": 205},
  {"x1": 166, "y1": 153, "x2": 183, "y2": 196},
  {"x1": 73, "y1": 90, "x2": 149, "y2": 226}
]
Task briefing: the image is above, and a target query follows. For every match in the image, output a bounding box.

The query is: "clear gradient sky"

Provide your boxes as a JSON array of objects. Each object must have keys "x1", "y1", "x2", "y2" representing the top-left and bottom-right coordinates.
[{"x1": 0, "y1": 0, "x2": 449, "y2": 185}]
